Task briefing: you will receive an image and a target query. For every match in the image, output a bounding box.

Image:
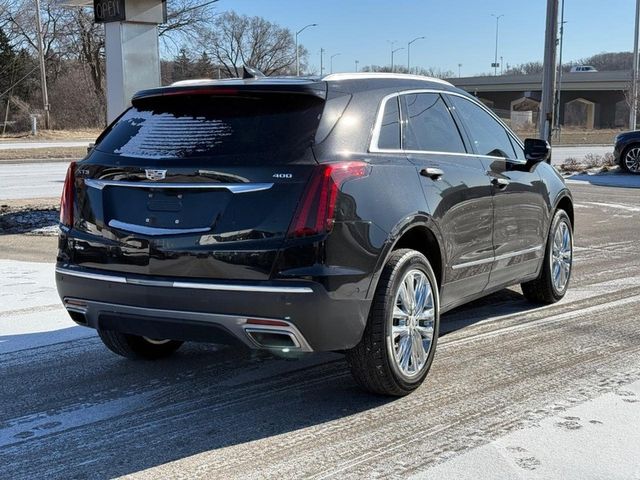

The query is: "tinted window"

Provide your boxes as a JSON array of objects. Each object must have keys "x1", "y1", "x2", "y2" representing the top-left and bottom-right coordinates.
[
  {"x1": 510, "y1": 136, "x2": 526, "y2": 161},
  {"x1": 402, "y1": 93, "x2": 466, "y2": 153},
  {"x1": 377, "y1": 97, "x2": 401, "y2": 149},
  {"x1": 96, "y1": 93, "x2": 324, "y2": 163},
  {"x1": 449, "y1": 95, "x2": 516, "y2": 159}
]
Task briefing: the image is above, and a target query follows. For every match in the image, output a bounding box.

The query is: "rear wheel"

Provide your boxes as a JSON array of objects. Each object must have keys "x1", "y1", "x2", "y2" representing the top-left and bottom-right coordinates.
[
  {"x1": 621, "y1": 145, "x2": 640, "y2": 174},
  {"x1": 521, "y1": 209, "x2": 573, "y2": 304},
  {"x1": 98, "y1": 329, "x2": 183, "y2": 360},
  {"x1": 346, "y1": 249, "x2": 439, "y2": 396}
]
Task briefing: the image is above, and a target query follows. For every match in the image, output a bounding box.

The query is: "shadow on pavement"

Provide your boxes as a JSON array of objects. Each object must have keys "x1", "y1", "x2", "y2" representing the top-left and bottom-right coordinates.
[{"x1": 1, "y1": 287, "x2": 542, "y2": 479}]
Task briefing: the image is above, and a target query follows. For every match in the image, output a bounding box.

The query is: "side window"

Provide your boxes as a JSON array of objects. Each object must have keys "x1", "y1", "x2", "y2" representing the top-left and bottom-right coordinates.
[
  {"x1": 377, "y1": 97, "x2": 401, "y2": 150},
  {"x1": 402, "y1": 93, "x2": 466, "y2": 153},
  {"x1": 449, "y1": 95, "x2": 516, "y2": 159}
]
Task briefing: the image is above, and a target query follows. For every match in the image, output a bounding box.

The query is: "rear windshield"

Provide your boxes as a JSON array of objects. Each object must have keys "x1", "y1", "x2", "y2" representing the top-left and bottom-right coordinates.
[{"x1": 95, "y1": 93, "x2": 324, "y2": 162}]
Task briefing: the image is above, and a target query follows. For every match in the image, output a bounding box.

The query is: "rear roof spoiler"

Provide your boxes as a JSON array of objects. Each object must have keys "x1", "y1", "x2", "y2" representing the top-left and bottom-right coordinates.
[{"x1": 132, "y1": 78, "x2": 327, "y2": 104}]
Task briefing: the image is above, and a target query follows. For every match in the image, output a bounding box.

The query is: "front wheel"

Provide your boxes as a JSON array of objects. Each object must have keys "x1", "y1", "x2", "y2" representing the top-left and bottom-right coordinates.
[
  {"x1": 346, "y1": 249, "x2": 440, "y2": 396},
  {"x1": 622, "y1": 145, "x2": 640, "y2": 174},
  {"x1": 521, "y1": 209, "x2": 573, "y2": 304},
  {"x1": 98, "y1": 329, "x2": 183, "y2": 360}
]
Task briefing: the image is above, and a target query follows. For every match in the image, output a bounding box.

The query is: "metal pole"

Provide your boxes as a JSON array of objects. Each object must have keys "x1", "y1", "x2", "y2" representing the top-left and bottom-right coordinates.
[
  {"x1": 554, "y1": 0, "x2": 566, "y2": 137},
  {"x1": 295, "y1": 24, "x2": 317, "y2": 76},
  {"x1": 355, "y1": 60, "x2": 359, "y2": 72},
  {"x1": 539, "y1": 0, "x2": 559, "y2": 142},
  {"x1": 491, "y1": 14, "x2": 504, "y2": 76},
  {"x1": 34, "y1": 0, "x2": 50, "y2": 129},
  {"x1": 330, "y1": 53, "x2": 341, "y2": 74},
  {"x1": 320, "y1": 48, "x2": 324, "y2": 75},
  {"x1": 631, "y1": 0, "x2": 640, "y2": 130},
  {"x1": 391, "y1": 47, "x2": 404, "y2": 73},
  {"x1": 407, "y1": 36, "x2": 425, "y2": 73}
]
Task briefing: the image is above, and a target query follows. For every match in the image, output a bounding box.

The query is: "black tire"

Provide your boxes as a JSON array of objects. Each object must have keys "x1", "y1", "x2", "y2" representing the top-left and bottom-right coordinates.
[
  {"x1": 98, "y1": 329, "x2": 183, "y2": 360},
  {"x1": 521, "y1": 209, "x2": 573, "y2": 304},
  {"x1": 346, "y1": 249, "x2": 440, "y2": 396},
  {"x1": 620, "y1": 144, "x2": 640, "y2": 174}
]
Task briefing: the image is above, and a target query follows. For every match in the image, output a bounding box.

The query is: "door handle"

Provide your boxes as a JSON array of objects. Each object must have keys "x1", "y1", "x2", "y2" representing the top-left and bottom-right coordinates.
[
  {"x1": 420, "y1": 167, "x2": 444, "y2": 180},
  {"x1": 491, "y1": 177, "x2": 510, "y2": 189}
]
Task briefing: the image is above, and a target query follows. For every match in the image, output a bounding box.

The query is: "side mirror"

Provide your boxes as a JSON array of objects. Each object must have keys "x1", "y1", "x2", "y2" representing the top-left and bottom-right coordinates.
[{"x1": 524, "y1": 138, "x2": 551, "y2": 163}]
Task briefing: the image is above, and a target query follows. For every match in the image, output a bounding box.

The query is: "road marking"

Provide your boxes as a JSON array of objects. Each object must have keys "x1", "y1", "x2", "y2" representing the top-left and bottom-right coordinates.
[{"x1": 580, "y1": 201, "x2": 640, "y2": 212}]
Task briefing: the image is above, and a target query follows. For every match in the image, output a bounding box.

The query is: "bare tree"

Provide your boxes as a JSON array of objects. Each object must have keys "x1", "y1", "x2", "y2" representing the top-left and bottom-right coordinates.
[{"x1": 201, "y1": 11, "x2": 306, "y2": 77}]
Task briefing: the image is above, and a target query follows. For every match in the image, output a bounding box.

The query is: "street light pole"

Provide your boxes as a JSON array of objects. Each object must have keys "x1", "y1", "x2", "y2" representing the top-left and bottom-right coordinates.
[
  {"x1": 330, "y1": 53, "x2": 341, "y2": 74},
  {"x1": 491, "y1": 14, "x2": 504, "y2": 76},
  {"x1": 34, "y1": 0, "x2": 50, "y2": 129},
  {"x1": 458, "y1": 63, "x2": 462, "y2": 78},
  {"x1": 554, "y1": 0, "x2": 567, "y2": 136},
  {"x1": 407, "y1": 36, "x2": 425, "y2": 73},
  {"x1": 631, "y1": 0, "x2": 640, "y2": 130},
  {"x1": 320, "y1": 48, "x2": 325, "y2": 75},
  {"x1": 539, "y1": 0, "x2": 559, "y2": 142},
  {"x1": 295, "y1": 23, "x2": 317, "y2": 76},
  {"x1": 355, "y1": 60, "x2": 359, "y2": 72},
  {"x1": 391, "y1": 47, "x2": 404, "y2": 73}
]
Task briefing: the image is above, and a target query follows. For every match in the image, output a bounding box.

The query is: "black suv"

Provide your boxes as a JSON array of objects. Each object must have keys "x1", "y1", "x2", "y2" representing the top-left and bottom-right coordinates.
[{"x1": 56, "y1": 72, "x2": 574, "y2": 396}]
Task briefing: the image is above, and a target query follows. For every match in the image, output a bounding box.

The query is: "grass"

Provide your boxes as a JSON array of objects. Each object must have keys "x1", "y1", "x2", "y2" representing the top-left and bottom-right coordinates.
[
  {"x1": 559, "y1": 152, "x2": 617, "y2": 173},
  {"x1": 0, "y1": 147, "x2": 87, "y2": 163},
  {"x1": 514, "y1": 128, "x2": 621, "y2": 145},
  {"x1": 0, "y1": 128, "x2": 101, "y2": 141}
]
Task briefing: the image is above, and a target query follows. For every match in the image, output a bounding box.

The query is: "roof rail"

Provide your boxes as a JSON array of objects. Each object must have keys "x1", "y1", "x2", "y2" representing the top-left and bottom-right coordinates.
[{"x1": 321, "y1": 72, "x2": 453, "y2": 86}]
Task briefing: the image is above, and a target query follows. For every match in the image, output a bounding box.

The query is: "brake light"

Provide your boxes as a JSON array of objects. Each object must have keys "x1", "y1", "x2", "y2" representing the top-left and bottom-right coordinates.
[
  {"x1": 288, "y1": 161, "x2": 369, "y2": 238},
  {"x1": 59, "y1": 162, "x2": 76, "y2": 227}
]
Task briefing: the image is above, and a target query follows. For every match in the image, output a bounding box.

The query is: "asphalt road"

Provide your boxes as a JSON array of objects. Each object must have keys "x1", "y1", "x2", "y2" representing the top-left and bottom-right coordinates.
[
  {"x1": 0, "y1": 145, "x2": 619, "y2": 200},
  {"x1": 1, "y1": 181, "x2": 639, "y2": 479}
]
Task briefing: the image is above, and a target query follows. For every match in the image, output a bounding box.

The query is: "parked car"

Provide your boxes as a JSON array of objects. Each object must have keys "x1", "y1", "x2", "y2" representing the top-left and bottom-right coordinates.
[
  {"x1": 570, "y1": 65, "x2": 598, "y2": 72},
  {"x1": 56, "y1": 71, "x2": 574, "y2": 396},
  {"x1": 614, "y1": 131, "x2": 640, "y2": 174}
]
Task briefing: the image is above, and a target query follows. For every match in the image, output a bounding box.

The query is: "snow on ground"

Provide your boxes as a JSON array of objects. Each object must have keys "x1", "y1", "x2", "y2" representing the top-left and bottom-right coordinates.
[
  {"x1": 412, "y1": 380, "x2": 640, "y2": 480},
  {"x1": 566, "y1": 171, "x2": 640, "y2": 189},
  {"x1": 0, "y1": 260, "x2": 95, "y2": 354}
]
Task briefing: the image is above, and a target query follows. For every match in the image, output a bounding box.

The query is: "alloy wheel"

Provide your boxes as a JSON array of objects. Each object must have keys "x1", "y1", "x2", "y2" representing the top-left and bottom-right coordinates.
[
  {"x1": 550, "y1": 220, "x2": 572, "y2": 292},
  {"x1": 389, "y1": 269, "x2": 436, "y2": 379},
  {"x1": 625, "y1": 147, "x2": 640, "y2": 173}
]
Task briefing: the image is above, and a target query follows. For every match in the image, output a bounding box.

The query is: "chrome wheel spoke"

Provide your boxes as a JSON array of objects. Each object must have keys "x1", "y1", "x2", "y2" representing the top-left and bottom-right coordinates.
[
  {"x1": 388, "y1": 268, "x2": 436, "y2": 379},
  {"x1": 550, "y1": 219, "x2": 572, "y2": 292}
]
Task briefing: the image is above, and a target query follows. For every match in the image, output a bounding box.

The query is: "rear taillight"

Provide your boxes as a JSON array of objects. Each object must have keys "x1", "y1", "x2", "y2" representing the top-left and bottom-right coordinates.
[
  {"x1": 59, "y1": 161, "x2": 76, "y2": 227},
  {"x1": 288, "y1": 161, "x2": 369, "y2": 238}
]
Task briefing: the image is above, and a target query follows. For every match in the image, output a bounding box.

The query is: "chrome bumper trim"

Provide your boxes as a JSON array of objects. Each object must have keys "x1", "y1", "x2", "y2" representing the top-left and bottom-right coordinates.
[
  {"x1": 56, "y1": 267, "x2": 314, "y2": 294},
  {"x1": 85, "y1": 178, "x2": 273, "y2": 193}
]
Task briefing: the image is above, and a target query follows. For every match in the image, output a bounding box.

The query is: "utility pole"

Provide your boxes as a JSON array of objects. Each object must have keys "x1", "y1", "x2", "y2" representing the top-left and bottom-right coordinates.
[
  {"x1": 391, "y1": 47, "x2": 404, "y2": 73},
  {"x1": 491, "y1": 14, "x2": 504, "y2": 76},
  {"x1": 407, "y1": 36, "x2": 425, "y2": 73},
  {"x1": 295, "y1": 23, "x2": 317, "y2": 76},
  {"x1": 34, "y1": 0, "x2": 50, "y2": 130},
  {"x1": 330, "y1": 53, "x2": 341, "y2": 74},
  {"x1": 539, "y1": 0, "x2": 559, "y2": 142},
  {"x1": 554, "y1": 0, "x2": 567, "y2": 137},
  {"x1": 631, "y1": 0, "x2": 640, "y2": 130},
  {"x1": 355, "y1": 60, "x2": 359, "y2": 72},
  {"x1": 320, "y1": 48, "x2": 325, "y2": 75}
]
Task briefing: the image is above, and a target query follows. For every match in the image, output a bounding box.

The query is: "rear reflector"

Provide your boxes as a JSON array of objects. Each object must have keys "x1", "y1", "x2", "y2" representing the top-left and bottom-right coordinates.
[
  {"x1": 246, "y1": 318, "x2": 291, "y2": 327},
  {"x1": 59, "y1": 162, "x2": 76, "y2": 227},
  {"x1": 288, "y1": 161, "x2": 369, "y2": 238}
]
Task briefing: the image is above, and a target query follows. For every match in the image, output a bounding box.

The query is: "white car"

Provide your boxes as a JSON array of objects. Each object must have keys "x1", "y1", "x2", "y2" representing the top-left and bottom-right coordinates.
[{"x1": 570, "y1": 65, "x2": 598, "y2": 73}]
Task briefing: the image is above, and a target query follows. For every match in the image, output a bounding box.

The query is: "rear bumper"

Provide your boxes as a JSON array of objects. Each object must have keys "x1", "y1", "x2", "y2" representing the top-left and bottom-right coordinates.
[{"x1": 55, "y1": 264, "x2": 371, "y2": 352}]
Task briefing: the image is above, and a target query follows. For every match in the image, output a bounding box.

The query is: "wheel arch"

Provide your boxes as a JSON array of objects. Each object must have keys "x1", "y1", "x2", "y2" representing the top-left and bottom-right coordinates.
[
  {"x1": 553, "y1": 191, "x2": 574, "y2": 230},
  {"x1": 366, "y1": 215, "x2": 446, "y2": 299}
]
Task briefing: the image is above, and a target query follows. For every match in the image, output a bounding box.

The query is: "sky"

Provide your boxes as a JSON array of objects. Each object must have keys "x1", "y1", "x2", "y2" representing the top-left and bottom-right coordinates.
[{"x1": 213, "y1": 0, "x2": 637, "y2": 76}]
